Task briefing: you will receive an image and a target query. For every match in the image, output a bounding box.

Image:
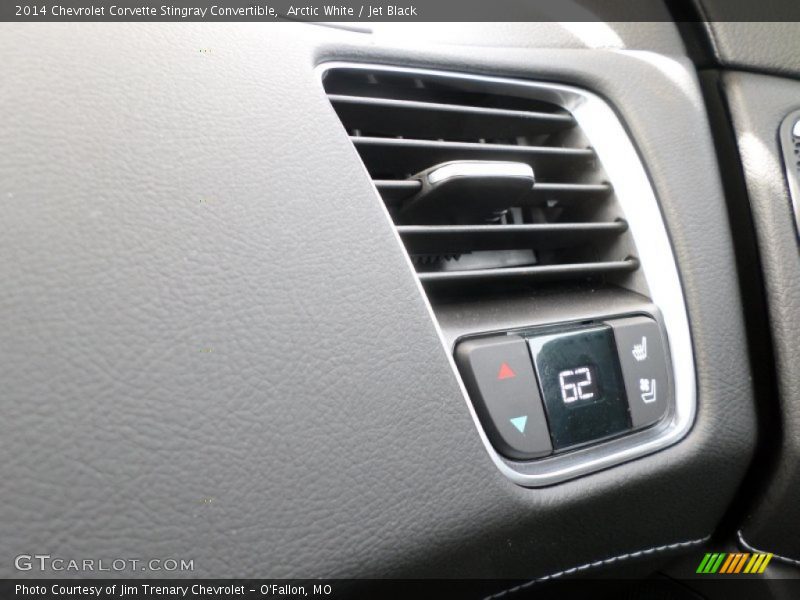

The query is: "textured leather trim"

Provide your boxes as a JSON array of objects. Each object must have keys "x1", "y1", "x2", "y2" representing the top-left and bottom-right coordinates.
[
  {"x1": 0, "y1": 22, "x2": 755, "y2": 579},
  {"x1": 484, "y1": 536, "x2": 711, "y2": 598},
  {"x1": 723, "y1": 71, "x2": 800, "y2": 562},
  {"x1": 738, "y1": 531, "x2": 800, "y2": 568}
]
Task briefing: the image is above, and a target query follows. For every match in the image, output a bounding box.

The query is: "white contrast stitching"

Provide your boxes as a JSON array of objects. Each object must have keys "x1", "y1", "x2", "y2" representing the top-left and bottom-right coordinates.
[
  {"x1": 737, "y1": 530, "x2": 800, "y2": 567},
  {"x1": 483, "y1": 536, "x2": 710, "y2": 600}
]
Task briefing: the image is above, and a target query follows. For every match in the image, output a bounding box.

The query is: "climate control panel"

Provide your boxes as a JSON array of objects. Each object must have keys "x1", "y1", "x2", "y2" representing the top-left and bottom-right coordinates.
[{"x1": 455, "y1": 315, "x2": 671, "y2": 461}]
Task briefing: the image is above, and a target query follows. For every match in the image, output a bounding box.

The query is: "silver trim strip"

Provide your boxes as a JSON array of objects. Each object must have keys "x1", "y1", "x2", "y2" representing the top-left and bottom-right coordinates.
[{"x1": 317, "y1": 62, "x2": 697, "y2": 487}]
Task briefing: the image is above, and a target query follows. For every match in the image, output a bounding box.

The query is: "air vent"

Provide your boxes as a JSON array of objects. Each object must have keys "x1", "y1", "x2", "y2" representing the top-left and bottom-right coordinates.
[
  {"x1": 318, "y1": 63, "x2": 696, "y2": 487},
  {"x1": 321, "y1": 64, "x2": 639, "y2": 293}
]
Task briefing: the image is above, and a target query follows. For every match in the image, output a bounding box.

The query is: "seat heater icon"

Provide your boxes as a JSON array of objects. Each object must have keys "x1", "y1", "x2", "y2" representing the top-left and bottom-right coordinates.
[
  {"x1": 632, "y1": 336, "x2": 648, "y2": 362},
  {"x1": 640, "y1": 378, "x2": 657, "y2": 404}
]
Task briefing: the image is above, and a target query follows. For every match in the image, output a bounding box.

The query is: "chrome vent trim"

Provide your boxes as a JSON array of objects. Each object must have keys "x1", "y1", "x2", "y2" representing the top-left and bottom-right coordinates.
[{"x1": 317, "y1": 62, "x2": 696, "y2": 486}]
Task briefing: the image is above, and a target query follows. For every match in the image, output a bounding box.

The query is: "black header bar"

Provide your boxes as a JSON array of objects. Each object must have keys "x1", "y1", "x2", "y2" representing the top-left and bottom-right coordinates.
[{"x1": 2, "y1": 0, "x2": 799, "y2": 23}]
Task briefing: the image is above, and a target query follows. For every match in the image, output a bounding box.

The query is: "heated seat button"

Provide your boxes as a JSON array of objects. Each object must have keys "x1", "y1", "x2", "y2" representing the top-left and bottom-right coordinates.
[
  {"x1": 455, "y1": 335, "x2": 552, "y2": 460},
  {"x1": 607, "y1": 316, "x2": 670, "y2": 429}
]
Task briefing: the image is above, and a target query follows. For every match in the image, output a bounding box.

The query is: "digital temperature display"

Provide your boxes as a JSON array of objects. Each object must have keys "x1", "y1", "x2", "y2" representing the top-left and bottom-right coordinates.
[
  {"x1": 557, "y1": 364, "x2": 600, "y2": 404},
  {"x1": 528, "y1": 325, "x2": 631, "y2": 450}
]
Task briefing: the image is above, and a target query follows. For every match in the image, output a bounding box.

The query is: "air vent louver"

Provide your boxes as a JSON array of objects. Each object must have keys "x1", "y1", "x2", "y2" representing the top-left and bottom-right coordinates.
[{"x1": 322, "y1": 65, "x2": 639, "y2": 293}]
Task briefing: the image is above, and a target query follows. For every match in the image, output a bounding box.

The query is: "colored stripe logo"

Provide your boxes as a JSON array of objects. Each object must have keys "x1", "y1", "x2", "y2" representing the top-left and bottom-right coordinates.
[{"x1": 696, "y1": 552, "x2": 773, "y2": 574}]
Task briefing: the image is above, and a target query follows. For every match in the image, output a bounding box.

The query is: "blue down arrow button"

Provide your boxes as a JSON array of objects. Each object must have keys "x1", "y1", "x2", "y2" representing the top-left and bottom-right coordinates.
[
  {"x1": 510, "y1": 416, "x2": 528, "y2": 433},
  {"x1": 454, "y1": 334, "x2": 552, "y2": 460}
]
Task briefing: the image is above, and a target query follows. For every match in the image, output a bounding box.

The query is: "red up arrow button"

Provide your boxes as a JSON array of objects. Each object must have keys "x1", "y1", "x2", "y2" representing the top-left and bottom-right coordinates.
[{"x1": 497, "y1": 362, "x2": 516, "y2": 380}]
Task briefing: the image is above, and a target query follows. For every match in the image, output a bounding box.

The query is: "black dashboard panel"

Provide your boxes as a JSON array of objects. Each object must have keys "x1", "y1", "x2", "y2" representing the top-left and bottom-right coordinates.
[
  {"x1": 0, "y1": 22, "x2": 755, "y2": 580},
  {"x1": 724, "y1": 70, "x2": 800, "y2": 564}
]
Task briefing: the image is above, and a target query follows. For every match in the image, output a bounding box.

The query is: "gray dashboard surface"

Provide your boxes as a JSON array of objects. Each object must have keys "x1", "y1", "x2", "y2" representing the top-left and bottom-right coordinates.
[
  {"x1": 701, "y1": 19, "x2": 800, "y2": 79},
  {"x1": 365, "y1": 21, "x2": 686, "y2": 54},
  {"x1": 0, "y1": 23, "x2": 754, "y2": 579},
  {"x1": 724, "y1": 71, "x2": 800, "y2": 562}
]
